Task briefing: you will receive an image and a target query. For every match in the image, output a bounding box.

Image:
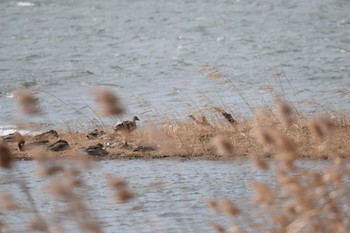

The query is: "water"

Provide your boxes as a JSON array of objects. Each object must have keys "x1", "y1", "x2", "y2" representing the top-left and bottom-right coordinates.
[
  {"x1": 0, "y1": 0, "x2": 349, "y2": 129},
  {"x1": 0, "y1": 160, "x2": 328, "y2": 232}
]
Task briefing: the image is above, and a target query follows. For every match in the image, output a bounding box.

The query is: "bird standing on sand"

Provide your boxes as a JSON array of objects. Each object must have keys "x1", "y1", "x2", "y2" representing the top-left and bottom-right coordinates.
[
  {"x1": 48, "y1": 140, "x2": 69, "y2": 152},
  {"x1": 114, "y1": 116, "x2": 139, "y2": 132}
]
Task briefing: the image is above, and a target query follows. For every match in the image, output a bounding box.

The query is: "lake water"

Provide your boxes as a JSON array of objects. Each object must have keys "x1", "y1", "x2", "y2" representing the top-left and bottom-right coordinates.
[
  {"x1": 0, "y1": 1, "x2": 348, "y2": 230},
  {"x1": 0, "y1": 160, "x2": 329, "y2": 233},
  {"x1": 0, "y1": 0, "x2": 350, "y2": 130}
]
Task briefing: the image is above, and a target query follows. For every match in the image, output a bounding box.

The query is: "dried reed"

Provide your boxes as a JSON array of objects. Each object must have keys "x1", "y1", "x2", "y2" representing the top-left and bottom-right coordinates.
[{"x1": 1, "y1": 80, "x2": 350, "y2": 233}]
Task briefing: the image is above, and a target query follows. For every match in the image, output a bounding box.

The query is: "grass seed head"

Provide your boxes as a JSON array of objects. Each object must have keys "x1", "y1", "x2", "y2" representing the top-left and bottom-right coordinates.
[
  {"x1": 309, "y1": 116, "x2": 334, "y2": 139},
  {"x1": 205, "y1": 197, "x2": 220, "y2": 213},
  {"x1": 0, "y1": 193, "x2": 19, "y2": 210},
  {"x1": 27, "y1": 217, "x2": 48, "y2": 232},
  {"x1": 65, "y1": 177, "x2": 83, "y2": 189},
  {"x1": 323, "y1": 167, "x2": 342, "y2": 186},
  {"x1": 271, "y1": 131, "x2": 297, "y2": 161},
  {"x1": 209, "y1": 222, "x2": 226, "y2": 233},
  {"x1": 31, "y1": 149, "x2": 55, "y2": 163},
  {"x1": 0, "y1": 221, "x2": 6, "y2": 231},
  {"x1": 82, "y1": 221, "x2": 103, "y2": 233},
  {"x1": 253, "y1": 156, "x2": 269, "y2": 170},
  {"x1": 273, "y1": 215, "x2": 290, "y2": 229},
  {"x1": 254, "y1": 108, "x2": 274, "y2": 127},
  {"x1": 212, "y1": 135, "x2": 234, "y2": 157},
  {"x1": 107, "y1": 176, "x2": 128, "y2": 190},
  {"x1": 13, "y1": 88, "x2": 41, "y2": 115},
  {"x1": 114, "y1": 188, "x2": 135, "y2": 203},
  {"x1": 252, "y1": 182, "x2": 274, "y2": 206},
  {"x1": 0, "y1": 142, "x2": 13, "y2": 169},
  {"x1": 228, "y1": 224, "x2": 245, "y2": 233},
  {"x1": 255, "y1": 128, "x2": 274, "y2": 146},
  {"x1": 276, "y1": 100, "x2": 295, "y2": 126},
  {"x1": 218, "y1": 198, "x2": 241, "y2": 216},
  {"x1": 49, "y1": 181, "x2": 71, "y2": 198},
  {"x1": 35, "y1": 165, "x2": 63, "y2": 177},
  {"x1": 92, "y1": 87, "x2": 125, "y2": 116}
]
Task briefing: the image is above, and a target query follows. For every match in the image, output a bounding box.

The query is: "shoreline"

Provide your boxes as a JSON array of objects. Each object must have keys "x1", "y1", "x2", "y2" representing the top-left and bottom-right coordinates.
[{"x1": 5, "y1": 113, "x2": 350, "y2": 162}]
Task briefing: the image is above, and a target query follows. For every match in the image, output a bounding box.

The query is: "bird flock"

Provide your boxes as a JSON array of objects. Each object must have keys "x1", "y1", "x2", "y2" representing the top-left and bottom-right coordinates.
[
  {"x1": 1, "y1": 110, "x2": 236, "y2": 159},
  {"x1": 1, "y1": 116, "x2": 141, "y2": 158}
]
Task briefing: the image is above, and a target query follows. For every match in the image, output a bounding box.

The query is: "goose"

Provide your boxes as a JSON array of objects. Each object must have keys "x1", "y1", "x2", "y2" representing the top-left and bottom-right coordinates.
[
  {"x1": 48, "y1": 140, "x2": 69, "y2": 152},
  {"x1": 34, "y1": 130, "x2": 59, "y2": 139},
  {"x1": 18, "y1": 139, "x2": 49, "y2": 151},
  {"x1": 86, "y1": 129, "x2": 106, "y2": 139},
  {"x1": 80, "y1": 143, "x2": 108, "y2": 156},
  {"x1": 2, "y1": 132, "x2": 22, "y2": 142},
  {"x1": 114, "y1": 116, "x2": 139, "y2": 132},
  {"x1": 133, "y1": 145, "x2": 156, "y2": 152}
]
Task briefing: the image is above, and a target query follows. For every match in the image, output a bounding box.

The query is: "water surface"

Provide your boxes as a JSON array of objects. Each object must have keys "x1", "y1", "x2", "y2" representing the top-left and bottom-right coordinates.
[
  {"x1": 0, "y1": 0, "x2": 349, "y2": 128},
  {"x1": 0, "y1": 159, "x2": 328, "y2": 232}
]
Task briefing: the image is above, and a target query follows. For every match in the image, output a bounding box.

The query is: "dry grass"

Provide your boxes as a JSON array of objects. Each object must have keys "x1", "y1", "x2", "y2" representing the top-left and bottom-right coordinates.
[
  {"x1": 1, "y1": 80, "x2": 350, "y2": 232},
  {"x1": 206, "y1": 158, "x2": 350, "y2": 233},
  {"x1": 4, "y1": 106, "x2": 350, "y2": 161}
]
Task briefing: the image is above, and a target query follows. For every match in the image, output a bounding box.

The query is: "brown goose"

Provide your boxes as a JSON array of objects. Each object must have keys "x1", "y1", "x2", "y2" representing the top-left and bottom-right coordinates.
[
  {"x1": 34, "y1": 130, "x2": 59, "y2": 139},
  {"x1": 133, "y1": 145, "x2": 156, "y2": 152},
  {"x1": 86, "y1": 129, "x2": 106, "y2": 139},
  {"x1": 18, "y1": 139, "x2": 49, "y2": 151},
  {"x1": 48, "y1": 140, "x2": 69, "y2": 152},
  {"x1": 80, "y1": 143, "x2": 108, "y2": 156},
  {"x1": 114, "y1": 116, "x2": 139, "y2": 132},
  {"x1": 2, "y1": 132, "x2": 22, "y2": 142}
]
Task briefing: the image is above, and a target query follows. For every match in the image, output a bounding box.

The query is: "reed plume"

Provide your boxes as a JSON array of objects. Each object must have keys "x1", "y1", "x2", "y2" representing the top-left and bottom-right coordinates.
[
  {"x1": 212, "y1": 135, "x2": 234, "y2": 157},
  {"x1": 13, "y1": 88, "x2": 41, "y2": 115},
  {"x1": 0, "y1": 142, "x2": 13, "y2": 169},
  {"x1": 91, "y1": 87, "x2": 125, "y2": 116}
]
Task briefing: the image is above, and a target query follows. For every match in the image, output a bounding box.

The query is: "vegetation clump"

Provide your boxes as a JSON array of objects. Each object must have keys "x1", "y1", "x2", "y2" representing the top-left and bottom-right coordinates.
[{"x1": 0, "y1": 74, "x2": 350, "y2": 232}]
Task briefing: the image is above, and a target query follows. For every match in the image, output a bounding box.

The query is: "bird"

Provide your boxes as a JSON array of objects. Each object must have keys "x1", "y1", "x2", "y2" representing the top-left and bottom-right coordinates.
[
  {"x1": 18, "y1": 139, "x2": 49, "y2": 151},
  {"x1": 188, "y1": 115, "x2": 197, "y2": 122},
  {"x1": 34, "y1": 130, "x2": 59, "y2": 139},
  {"x1": 188, "y1": 115, "x2": 211, "y2": 126},
  {"x1": 221, "y1": 111, "x2": 235, "y2": 124},
  {"x1": 86, "y1": 129, "x2": 106, "y2": 139},
  {"x1": 114, "y1": 116, "x2": 139, "y2": 132},
  {"x1": 47, "y1": 140, "x2": 69, "y2": 152},
  {"x1": 80, "y1": 143, "x2": 108, "y2": 156},
  {"x1": 133, "y1": 145, "x2": 156, "y2": 152},
  {"x1": 214, "y1": 107, "x2": 236, "y2": 124},
  {"x1": 2, "y1": 132, "x2": 22, "y2": 142}
]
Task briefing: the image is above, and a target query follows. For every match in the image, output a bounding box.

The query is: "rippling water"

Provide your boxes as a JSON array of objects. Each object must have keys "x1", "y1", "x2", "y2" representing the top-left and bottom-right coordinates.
[
  {"x1": 0, "y1": 160, "x2": 329, "y2": 232},
  {"x1": 0, "y1": 0, "x2": 349, "y2": 128}
]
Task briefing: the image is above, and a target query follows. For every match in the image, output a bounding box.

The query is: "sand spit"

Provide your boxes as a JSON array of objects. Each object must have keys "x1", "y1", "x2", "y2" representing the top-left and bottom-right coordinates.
[
  {"x1": 4, "y1": 86, "x2": 350, "y2": 161},
  {"x1": 4, "y1": 114, "x2": 350, "y2": 161}
]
